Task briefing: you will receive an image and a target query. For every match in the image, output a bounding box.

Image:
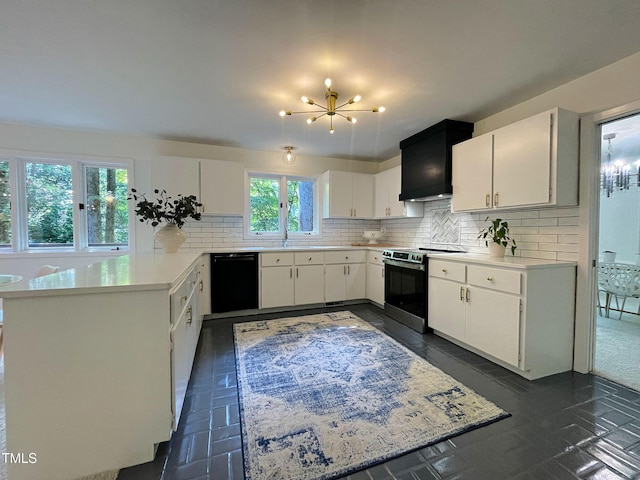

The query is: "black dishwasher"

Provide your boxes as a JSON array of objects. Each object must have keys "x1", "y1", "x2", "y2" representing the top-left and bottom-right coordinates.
[{"x1": 210, "y1": 252, "x2": 259, "y2": 313}]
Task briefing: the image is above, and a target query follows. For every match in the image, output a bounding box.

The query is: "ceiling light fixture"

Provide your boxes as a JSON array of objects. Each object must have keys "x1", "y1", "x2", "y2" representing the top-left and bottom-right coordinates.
[
  {"x1": 283, "y1": 146, "x2": 296, "y2": 165},
  {"x1": 279, "y1": 78, "x2": 385, "y2": 134}
]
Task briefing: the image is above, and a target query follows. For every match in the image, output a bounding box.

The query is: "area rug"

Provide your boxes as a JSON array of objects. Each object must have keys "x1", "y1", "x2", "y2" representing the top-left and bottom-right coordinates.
[{"x1": 234, "y1": 311, "x2": 510, "y2": 480}]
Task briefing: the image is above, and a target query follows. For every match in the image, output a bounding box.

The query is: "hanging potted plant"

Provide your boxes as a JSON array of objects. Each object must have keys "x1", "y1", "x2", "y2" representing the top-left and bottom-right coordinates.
[
  {"x1": 128, "y1": 188, "x2": 202, "y2": 253},
  {"x1": 477, "y1": 217, "x2": 517, "y2": 257}
]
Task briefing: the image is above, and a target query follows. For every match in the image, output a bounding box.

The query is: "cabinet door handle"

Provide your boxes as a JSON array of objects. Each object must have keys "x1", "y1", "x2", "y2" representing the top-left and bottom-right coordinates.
[
  {"x1": 199, "y1": 279, "x2": 203, "y2": 292},
  {"x1": 344, "y1": 265, "x2": 346, "y2": 275},
  {"x1": 494, "y1": 193, "x2": 499, "y2": 207},
  {"x1": 353, "y1": 208, "x2": 356, "y2": 217},
  {"x1": 382, "y1": 269, "x2": 384, "y2": 278},
  {"x1": 460, "y1": 286, "x2": 465, "y2": 301},
  {"x1": 466, "y1": 288, "x2": 471, "y2": 303},
  {"x1": 290, "y1": 268, "x2": 293, "y2": 278},
  {"x1": 485, "y1": 194, "x2": 490, "y2": 207},
  {"x1": 186, "y1": 305, "x2": 193, "y2": 326},
  {"x1": 348, "y1": 265, "x2": 350, "y2": 275},
  {"x1": 487, "y1": 276, "x2": 493, "y2": 281},
  {"x1": 296, "y1": 267, "x2": 299, "y2": 278}
]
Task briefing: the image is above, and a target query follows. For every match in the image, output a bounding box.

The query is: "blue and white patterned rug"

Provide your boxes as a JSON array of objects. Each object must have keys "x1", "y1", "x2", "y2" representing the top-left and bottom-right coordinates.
[{"x1": 234, "y1": 311, "x2": 510, "y2": 480}]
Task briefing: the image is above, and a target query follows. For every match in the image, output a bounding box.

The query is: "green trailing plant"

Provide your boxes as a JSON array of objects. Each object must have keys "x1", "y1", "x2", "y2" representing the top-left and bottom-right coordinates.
[
  {"x1": 128, "y1": 188, "x2": 202, "y2": 228},
  {"x1": 477, "y1": 217, "x2": 517, "y2": 255}
]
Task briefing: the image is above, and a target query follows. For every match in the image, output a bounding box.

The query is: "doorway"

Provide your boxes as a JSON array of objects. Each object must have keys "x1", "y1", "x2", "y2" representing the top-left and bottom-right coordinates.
[{"x1": 593, "y1": 113, "x2": 640, "y2": 391}]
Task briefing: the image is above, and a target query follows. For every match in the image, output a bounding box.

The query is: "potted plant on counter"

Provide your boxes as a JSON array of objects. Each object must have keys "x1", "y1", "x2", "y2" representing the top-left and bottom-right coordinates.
[
  {"x1": 477, "y1": 217, "x2": 517, "y2": 257},
  {"x1": 128, "y1": 188, "x2": 202, "y2": 253}
]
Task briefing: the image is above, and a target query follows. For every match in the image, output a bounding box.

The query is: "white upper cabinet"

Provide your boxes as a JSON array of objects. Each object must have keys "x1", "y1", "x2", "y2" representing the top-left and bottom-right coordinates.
[
  {"x1": 451, "y1": 107, "x2": 579, "y2": 212},
  {"x1": 451, "y1": 134, "x2": 493, "y2": 211},
  {"x1": 322, "y1": 171, "x2": 374, "y2": 219},
  {"x1": 152, "y1": 156, "x2": 200, "y2": 199},
  {"x1": 374, "y1": 166, "x2": 423, "y2": 219},
  {"x1": 199, "y1": 159, "x2": 244, "y2": 215},
  {"x1": 152, "y1": 157, "x2": 244, "y2": 216}
]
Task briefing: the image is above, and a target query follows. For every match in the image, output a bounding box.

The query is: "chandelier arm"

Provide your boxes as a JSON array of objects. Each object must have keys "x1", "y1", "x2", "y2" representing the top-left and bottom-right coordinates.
[
  {"x1": 313, "y1": 112, "x2": 329, "y2": 120},
  {"x1": 334, "y1": 112, "x2": 354, "y2": 121},
  {"x1": 335, "y1": 100, "x2": 354, "y2": 110},
  {"x1": 286, "y1": 109, "x2": 328, "y2": 115},
  {"x1": 338, "y1": 108, "x2": 379, "y2": 112}
]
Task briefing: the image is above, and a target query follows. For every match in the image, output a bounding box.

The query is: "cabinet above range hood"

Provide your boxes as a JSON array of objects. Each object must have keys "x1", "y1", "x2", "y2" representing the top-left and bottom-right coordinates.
[{"x1": 399, "y1": 119, "x2": 473, "y2": 202}]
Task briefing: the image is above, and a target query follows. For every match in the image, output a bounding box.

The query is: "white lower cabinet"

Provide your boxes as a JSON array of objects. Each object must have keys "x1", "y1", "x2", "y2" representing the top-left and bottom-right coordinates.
[
  {"x1": 260, "y1": 252, "x2": 326, "y2": 308},
  {"x1": 293, "y1": 252, "x2": 325, "y2": 305},
  {"x1": 428, "y1": 256, "x2": 576, "y2": 380},
  {"x1": 170, "y1": 262, "x2": 204, "y2": 429},
  {"x1": 366, "y1": 250, "x2": 385, "y2": 306},
  {"x1": 325, "y1": 250, "x2": 366, "y2": 302},
  {"x1": 465, "y1": 287, "x2": 521, "y2": 367},
  {"x1": 260, "y1": 253, "x2": 295, "y2": 308}
]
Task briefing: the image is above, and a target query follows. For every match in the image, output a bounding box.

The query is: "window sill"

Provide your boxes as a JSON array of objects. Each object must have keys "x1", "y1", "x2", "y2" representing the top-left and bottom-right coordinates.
[{"x1": 0, "y1": 249, "x2": 128, "y2": 259}]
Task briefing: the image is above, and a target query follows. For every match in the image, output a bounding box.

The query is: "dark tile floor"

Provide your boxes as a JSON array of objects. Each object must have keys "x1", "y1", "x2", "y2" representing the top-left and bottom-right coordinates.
[{"x1": 118, "y1": 304, "x2": 640, "y2": 480}]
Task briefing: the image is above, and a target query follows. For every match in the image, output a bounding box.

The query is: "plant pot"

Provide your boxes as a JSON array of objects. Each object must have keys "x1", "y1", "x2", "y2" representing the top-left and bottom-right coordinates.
[
  {"x1": 488, "y1": 242, "x2": 506, "y2": 258},
  {"x1": 155, "y1": 223, "x2": 187, "y2": 253}
]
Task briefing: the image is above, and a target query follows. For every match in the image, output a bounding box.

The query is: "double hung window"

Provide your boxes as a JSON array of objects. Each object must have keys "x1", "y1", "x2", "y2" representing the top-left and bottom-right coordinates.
[{"x1": 247, "y1": 173, "x2": 319, "y2": 239}]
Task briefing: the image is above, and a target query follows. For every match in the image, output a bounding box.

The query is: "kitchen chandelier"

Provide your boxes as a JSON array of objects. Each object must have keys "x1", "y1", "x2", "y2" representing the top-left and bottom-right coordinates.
[
  {"x1": 279, "y1": 78, "x2": 385, "y2": 134},
  {"x1": 600, "y1": 132, "x2": 640, "y2": 198}
]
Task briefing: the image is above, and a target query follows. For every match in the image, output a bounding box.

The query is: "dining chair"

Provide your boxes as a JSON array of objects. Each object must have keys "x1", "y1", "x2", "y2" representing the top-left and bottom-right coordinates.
[{"x1": 598, "y1": 263, "x2": 640, "y2": 320}]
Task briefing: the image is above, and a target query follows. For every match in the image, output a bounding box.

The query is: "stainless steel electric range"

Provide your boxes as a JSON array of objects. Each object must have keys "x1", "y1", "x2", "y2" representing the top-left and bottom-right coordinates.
[{"x1": 382, "y1": 247, "x2": 464, "y2": 333}]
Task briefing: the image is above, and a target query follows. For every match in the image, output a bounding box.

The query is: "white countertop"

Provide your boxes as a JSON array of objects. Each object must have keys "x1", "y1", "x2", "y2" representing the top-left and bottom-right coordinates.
[
  {"x1": 0, "y1": 246, "x2": 379, "y2": 298},
  {"x1": 0, "y1": 251, "x2": 203, "y2": 298},
  {"x1": 0, "y1": 245, "x2": 576, "y2": 298},
  {"x1": 428, "y1": 252, "x2": 577, "y2": 269}
]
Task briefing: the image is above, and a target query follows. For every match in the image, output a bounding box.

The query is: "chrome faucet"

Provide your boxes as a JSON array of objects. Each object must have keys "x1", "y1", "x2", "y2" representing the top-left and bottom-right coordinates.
[{"x1": 283, "y1": 228, "x2": 288, "y2": 247}]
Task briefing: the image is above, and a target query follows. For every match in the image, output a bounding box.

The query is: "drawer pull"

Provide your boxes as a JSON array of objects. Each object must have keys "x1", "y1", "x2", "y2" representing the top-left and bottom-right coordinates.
[
  {"x1": 180, "y1": 295, "x2": 187, "y2": 304},
  {"x1": 308, "y1": 257, "x2": 312, "y2": 261},
  {"x1": 487, "y1": 276, "x2": 493, "y2": 281},
  {"x1": 442, "y1": 268, "x2": 447, "y2": 273},
  {"x1": 276, "y1": 258, "x2": 280, "y2": 262}
]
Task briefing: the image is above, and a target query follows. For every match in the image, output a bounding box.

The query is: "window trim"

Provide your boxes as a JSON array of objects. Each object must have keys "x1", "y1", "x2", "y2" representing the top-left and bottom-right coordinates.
[
  {"x1": 244, "y1": 170, "x2": 321, "y2": 241},
  {"x1": 0, "y1": 149, "x2": 135, "y2": 254}
]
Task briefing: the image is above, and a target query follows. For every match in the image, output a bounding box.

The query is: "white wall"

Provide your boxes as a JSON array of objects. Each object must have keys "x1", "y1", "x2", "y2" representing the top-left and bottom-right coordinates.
[
  {"x1": 0, "y1": 123, "x2": 381, "y2": 277},
  {"x1": 599, "y1": 189, "x2": 640, "y2": 264}
]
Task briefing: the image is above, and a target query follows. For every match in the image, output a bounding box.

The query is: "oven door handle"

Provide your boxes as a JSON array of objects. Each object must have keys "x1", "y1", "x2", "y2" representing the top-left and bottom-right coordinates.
[{"x1": 383, "y1": 259, "x2": 425, "y2": 271}]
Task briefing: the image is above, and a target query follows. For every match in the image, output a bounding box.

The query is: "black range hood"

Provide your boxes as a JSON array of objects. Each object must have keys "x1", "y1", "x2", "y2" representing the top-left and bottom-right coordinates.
[{"x1": 399, "y1": 119, "x2": 473, "y2": 202}]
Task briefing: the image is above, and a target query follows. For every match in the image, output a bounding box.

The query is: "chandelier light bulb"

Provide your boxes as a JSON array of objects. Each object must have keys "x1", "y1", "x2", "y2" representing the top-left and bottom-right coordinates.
[
  {"x1": 329, "y1": 127, "x2": 334, "y2": 134},
  {"x1": 282, "y1": 146, "x2": 296, "y2": 165},
  {"x1": 279, "y1": 110, "x2": 286, "y2": 117},
  {"x1": 379, "y1": 106, "x2": 386, "y2": 112},
  {"x1": 353, "y1": 95, "x2": 361, "y2": 103},
  {"x1": 325, "y1": 78, "x2": 332, "y2": 88}
]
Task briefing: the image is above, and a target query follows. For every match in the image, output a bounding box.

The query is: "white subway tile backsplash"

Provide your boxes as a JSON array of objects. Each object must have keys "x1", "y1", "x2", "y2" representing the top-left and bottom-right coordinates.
[{"x1": 178, "y1": 202, "x2": 580, "y2": 260}]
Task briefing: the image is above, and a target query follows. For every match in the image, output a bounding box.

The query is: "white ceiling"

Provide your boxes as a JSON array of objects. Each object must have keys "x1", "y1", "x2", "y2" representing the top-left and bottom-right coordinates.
[{"x1": 2, "y1": 0, "x2": 640, "y2": 162}]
